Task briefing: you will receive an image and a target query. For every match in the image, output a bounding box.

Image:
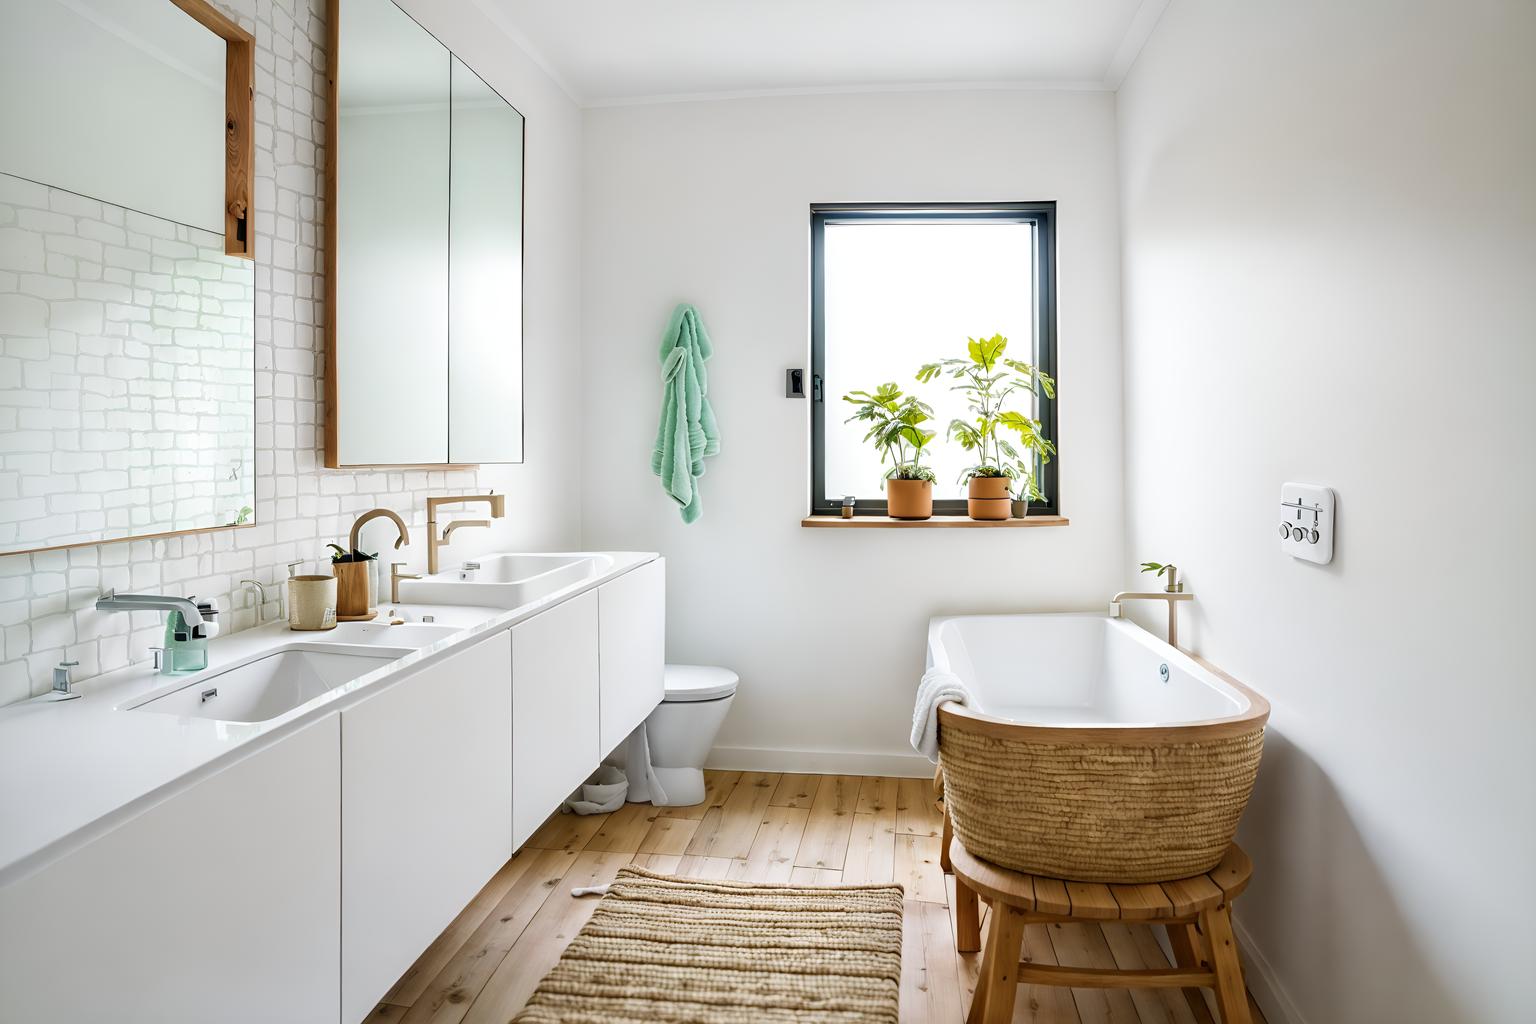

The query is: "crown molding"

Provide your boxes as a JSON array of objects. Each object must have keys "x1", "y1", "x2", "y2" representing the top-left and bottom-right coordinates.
[
  {"x1": 584, "y1": 77, "x2": 1111, "y2": 110},
  {"x1": 1101, "y1": 0, "x2": 1171, "y2": 89},
  {"x1": 464, "y1": 0, "x2": 583, "y2": 105}
]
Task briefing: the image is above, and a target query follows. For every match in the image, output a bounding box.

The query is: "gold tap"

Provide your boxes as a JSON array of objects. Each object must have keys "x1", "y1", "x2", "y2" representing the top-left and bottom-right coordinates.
[
  {"x1": 425, "y1": 493, "x2": 505, "y2": 574},
  {"x1": 1110, "y1": 565, "x2": 1193, "y2": 647},
  {"x1": 347, "y1": 507, "x2": 409, "y2": 554},
  {"x1": 390, "y1": 562, "x2": 420, "y2": 604}
]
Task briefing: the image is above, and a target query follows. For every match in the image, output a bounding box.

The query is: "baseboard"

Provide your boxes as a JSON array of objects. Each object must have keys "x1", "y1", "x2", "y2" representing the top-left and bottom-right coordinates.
[
  {"x1": 1233, "y1": 912, "x2": 1308, "y2": 1024},
  {"x1": 706, "y1": 745, "x2": 934, "y2": 778}
]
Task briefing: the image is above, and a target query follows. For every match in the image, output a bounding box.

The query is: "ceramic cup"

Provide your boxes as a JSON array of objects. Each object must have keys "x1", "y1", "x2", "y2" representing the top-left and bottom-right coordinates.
[{"x1": 288, "y1": 574, "x2": 338, "y2": 630}]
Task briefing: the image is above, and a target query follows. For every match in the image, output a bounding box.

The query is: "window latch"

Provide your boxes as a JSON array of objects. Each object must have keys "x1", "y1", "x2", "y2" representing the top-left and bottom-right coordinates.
[{"x1": 811, "y1": 373, "x2": 823, "y2": 402}]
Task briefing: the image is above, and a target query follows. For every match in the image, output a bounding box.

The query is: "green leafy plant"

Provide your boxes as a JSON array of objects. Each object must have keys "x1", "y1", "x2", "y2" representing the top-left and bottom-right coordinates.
[
  {"x1": 917, "y1": 333, "x2": 1056, "y2": 500},
  {"x1": 841, "y1": 382, "x2": 937, "y2": 487},
  {"x1": 326, "y1": 543, "x2": 376, "y2": 564},
  {"x1": 1140, "y1": 561, "x2": 1181, "y2": 592},
  {"x1": 228, "y1": 505, "x2": 253, "y2": 526}
]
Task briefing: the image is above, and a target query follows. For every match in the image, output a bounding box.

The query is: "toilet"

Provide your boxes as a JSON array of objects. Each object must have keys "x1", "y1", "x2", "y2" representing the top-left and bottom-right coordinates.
[{"x1": 644, "y1": 664, "x2": 739, "y2": 807}]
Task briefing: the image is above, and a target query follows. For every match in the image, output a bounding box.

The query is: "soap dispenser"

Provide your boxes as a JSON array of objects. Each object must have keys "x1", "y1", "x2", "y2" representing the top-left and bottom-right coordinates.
[{"x1": 161, "y1": 598, "x2": 217, "y2": 674}]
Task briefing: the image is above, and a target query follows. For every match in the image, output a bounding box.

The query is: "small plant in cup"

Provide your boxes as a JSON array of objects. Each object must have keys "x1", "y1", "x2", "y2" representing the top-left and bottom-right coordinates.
[
  {"x1": 841, "y1": 382, "x2": 938, "y2": 519},
  {"x1": 326, "y1": 543, "x2": 376, "y2": 564},
  {"x1": 1140, "y1": 561, "x2": 1182, "y2": 592},
  {"x1": 918, "y1": 333, "x2": 1055, "y2": 520}
]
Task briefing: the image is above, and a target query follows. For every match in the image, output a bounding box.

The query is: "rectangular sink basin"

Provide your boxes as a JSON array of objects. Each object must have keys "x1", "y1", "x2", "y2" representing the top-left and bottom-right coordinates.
[
  {"x1": 397, "y1": 552, "x2": 612, "y2": 609},
  {"x1": 126, "y1": 648, "x2": 402, "y2": 723}
]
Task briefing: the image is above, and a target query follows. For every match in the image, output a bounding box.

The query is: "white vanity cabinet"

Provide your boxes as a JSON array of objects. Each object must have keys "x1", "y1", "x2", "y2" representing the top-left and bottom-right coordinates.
[
  {"x1": 0, "y1": 555, "x2": 666, "y2": 1024},
  {"x1": 340, "y1": 631, "x2": 513, "y2": 1024},
  {"x1": 0, "y1": 717, "x2": 342, "y2": 1024},
  {"x1": 512, "y1": 589, "x2": 600, "y2": 847},
  {"x1": 598, "y1": 557, "x2": 665, "y2": 755}
]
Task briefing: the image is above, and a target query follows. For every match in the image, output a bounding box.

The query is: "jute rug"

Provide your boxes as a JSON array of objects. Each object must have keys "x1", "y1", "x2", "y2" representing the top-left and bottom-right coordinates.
[{"x1": 514, "y1": 866, "x2": 905, "y2": 1024}]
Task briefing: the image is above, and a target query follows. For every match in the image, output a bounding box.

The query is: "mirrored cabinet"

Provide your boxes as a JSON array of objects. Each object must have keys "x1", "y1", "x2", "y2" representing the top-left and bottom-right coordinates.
[{"x1": 325, "y1": 0, "x2": 525, "y2": 468}]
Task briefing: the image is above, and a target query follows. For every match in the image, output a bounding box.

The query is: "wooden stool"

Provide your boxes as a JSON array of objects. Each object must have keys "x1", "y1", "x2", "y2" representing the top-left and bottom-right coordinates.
[{"x1": 951, "y1": 837, "x2": 1255, "y2": 1024}]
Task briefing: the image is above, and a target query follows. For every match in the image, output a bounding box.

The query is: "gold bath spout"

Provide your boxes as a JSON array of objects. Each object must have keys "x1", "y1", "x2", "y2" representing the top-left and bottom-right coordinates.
[{"x1": 1109, "y1": 590, "x2": 1194, "y2": 648}]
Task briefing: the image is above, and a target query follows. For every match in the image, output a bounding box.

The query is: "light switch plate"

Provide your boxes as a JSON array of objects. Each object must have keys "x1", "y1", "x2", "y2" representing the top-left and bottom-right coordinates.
[{"x1": 1279, "y1": 482, "x2": 1335, "y2": 565}]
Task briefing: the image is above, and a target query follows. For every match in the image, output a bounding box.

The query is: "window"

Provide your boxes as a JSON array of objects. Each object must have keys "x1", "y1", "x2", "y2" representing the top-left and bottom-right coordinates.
[{"x1": 810, "y1": 203, "x2": 1058, "y2": 516}]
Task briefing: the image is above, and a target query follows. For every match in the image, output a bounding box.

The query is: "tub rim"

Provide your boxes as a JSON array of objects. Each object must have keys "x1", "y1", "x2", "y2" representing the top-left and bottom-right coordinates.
[{"x1": 930, "y1": 614, "x2": 1270, "y2": 744}]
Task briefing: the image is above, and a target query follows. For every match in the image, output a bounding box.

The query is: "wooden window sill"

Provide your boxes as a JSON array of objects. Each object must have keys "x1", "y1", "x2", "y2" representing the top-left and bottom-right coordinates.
[{"x1": 800, "y1": 515, "x2": 1070, "y2": 529}]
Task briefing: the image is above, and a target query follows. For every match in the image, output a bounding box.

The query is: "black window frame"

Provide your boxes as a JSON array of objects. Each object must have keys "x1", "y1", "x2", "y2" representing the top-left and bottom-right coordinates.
[{"x1": 809, "y1": 202, "x2": 1059, "y2": 517}]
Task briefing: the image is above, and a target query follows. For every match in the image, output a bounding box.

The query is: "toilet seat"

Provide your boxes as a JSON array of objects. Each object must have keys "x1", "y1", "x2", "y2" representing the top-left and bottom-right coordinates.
[{"x1": 663, "y1": 664, "x2": 738, "y2": 703}]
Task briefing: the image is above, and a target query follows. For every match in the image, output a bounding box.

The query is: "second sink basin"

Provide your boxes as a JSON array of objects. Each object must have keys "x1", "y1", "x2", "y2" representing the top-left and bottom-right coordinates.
[
  {"x1": 397, "y1": 552, "x2": 612, "y2": 609},
  {"x1": 125, "y1": 647, "x2": 403, "y2": 723}
]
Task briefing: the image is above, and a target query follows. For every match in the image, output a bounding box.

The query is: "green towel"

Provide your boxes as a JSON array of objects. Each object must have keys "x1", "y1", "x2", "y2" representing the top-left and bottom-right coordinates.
[{"x1": 651, "y1": 303, "x2": 720, "y2": 523}]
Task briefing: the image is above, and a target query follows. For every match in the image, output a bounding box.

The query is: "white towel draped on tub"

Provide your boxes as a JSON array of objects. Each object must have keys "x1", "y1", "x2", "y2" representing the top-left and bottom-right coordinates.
[{"x1": 911, "y1": 667, "x2": 971, "y2": 764}]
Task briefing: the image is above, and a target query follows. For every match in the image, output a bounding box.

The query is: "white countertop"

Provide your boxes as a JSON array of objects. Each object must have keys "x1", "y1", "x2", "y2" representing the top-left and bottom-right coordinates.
[{"x1": 0, "y1": 551, "x2": 657, "y2": 889}]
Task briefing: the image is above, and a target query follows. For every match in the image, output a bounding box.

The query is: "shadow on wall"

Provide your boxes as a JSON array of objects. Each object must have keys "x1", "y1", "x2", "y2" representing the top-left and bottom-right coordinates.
[{"x1": 1237, "y1": 730, "x2": 1457, "y2": 1023}]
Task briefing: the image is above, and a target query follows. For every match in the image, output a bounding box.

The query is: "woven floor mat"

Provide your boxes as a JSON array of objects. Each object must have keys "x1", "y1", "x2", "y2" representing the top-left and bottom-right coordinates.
[{"x1": 514, "y1": 866, "x2": 905, "y2": 1024}]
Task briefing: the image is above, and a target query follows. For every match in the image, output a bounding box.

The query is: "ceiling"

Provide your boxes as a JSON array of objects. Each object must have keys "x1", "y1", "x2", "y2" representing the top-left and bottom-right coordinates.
[{"x1": 472, "y1": 0, "x2": 1169, "y2": 106}]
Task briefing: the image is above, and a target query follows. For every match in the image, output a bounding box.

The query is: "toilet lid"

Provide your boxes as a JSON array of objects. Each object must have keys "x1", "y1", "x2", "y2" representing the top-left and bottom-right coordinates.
[{"x1": 664, "y1": 664, "x2": 739, "y2": 702}]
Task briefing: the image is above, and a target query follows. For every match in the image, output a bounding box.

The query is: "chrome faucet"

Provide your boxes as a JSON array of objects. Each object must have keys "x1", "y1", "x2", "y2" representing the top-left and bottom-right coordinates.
[
  {"x1": 1109, "y1": 565, "x2": 1194, "y2": 648},
  {"x1": 95, "y1": 590, "x2": 205, "y2": 629},
  {"x1": 240, "y1": 579, "x2": 268, "y2": 623},
  {"x1": 96, "y1": 591, "x2": 209, "y2": 674},
  {"x1": 425, "y1": 493, "x2": 505, "y2": 574},
  {"x1": 36, "y1": 660, "x2": 82, "y2": 702}
]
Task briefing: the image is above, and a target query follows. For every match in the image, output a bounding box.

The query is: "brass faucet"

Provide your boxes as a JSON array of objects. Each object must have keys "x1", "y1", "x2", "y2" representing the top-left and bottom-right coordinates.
[
  {"x1": 425, "y1": 493, "x2": 505, "y2": 574},
  {"x1": 348, "y1": 507, "x2": 409, "y2": 554},
  {"x1": 390, "y1": 562, "x2": 420, "y2": 603},
  {"x1": 1110, "y1": 566, "x2": 1193, "y2": 647}
]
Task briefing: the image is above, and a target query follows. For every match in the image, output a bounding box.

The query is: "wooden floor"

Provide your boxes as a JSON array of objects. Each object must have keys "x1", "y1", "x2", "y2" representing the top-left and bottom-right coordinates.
[{"x1": 367, "y1": 771, "x2": 1265, "y2": 1024}]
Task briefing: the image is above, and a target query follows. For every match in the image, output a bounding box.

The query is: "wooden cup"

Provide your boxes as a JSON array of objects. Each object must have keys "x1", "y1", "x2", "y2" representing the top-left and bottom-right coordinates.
[{"x1": 333, "y1": 560, "x2": 376, "y2": 622}]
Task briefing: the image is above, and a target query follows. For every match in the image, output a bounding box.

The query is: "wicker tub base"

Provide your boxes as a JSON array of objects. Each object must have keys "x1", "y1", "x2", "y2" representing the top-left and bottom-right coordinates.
[{"x1": 940, "y1": 719, "x2": 1264, "y2": 883}]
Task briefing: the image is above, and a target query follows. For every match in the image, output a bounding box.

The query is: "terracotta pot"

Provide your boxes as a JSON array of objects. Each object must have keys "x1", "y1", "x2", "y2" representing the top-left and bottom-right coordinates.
[
  {"x1": 967, "y1": 476, "x2": 1012, "y2": 521},
  {"x1": 886, "y1": 478, "x2": 933, "y2": 520}
]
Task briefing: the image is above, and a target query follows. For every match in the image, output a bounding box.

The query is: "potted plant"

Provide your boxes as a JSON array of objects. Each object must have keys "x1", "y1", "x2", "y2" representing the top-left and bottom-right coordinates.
[
  {"x1": 327, "y1": 543, "x2": 377, "y2": 620},
  {"x1": 841, "y1": 382, "x2": 938, "y2": 519},
  {"x1": 918, "y1": 333, "x2": 1056, "y2": 521}
]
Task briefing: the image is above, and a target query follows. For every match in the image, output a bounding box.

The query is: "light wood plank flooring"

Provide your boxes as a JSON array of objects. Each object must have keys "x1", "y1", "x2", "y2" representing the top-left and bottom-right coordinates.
[{"x1": 367, "y1": 771, "x2": 1266, "y2": 1024}]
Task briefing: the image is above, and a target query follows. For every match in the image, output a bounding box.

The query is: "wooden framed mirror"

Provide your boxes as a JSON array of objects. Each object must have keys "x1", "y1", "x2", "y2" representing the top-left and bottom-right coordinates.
[{"x1": 0, "y1": 0, "x2": 258, "y2": 555}]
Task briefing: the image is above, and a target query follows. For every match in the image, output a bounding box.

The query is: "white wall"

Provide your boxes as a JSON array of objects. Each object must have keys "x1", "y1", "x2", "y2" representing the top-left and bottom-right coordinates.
[
  {"x1": 0, "y1": 0, "x2": 581, "y2": 706},
  {"x1": 581, "y1": 91, "x2": 1125, "y2": 773},
  {"x1": 1117, "y1": 1, "x2": 1536, "y2": 1021}
]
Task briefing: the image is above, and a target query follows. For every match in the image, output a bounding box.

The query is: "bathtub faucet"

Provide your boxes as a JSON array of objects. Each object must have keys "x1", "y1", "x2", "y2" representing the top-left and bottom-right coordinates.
[{"x1": 1109, "y1": 588, "x2": 1194, "y2": 648}]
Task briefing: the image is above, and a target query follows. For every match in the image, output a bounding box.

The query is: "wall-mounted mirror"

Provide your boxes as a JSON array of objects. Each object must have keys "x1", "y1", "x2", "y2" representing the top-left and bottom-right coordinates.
[
  {"x1": 326, "y1": 0, "x2": 525, "y2": 468},
  {"x1": 0, "y1": 0, "x2": 256, "y2": 555}
]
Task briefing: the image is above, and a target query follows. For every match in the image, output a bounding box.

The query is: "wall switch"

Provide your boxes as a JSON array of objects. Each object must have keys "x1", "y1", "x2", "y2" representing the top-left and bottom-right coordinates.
[{"x1": 1279, "y1": 482, "x2": 1335, "y2": 565}]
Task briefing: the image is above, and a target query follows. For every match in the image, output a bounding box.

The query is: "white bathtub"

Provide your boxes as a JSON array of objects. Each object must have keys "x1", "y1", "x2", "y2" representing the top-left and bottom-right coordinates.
[
  {"x1": 926, "y1": 612, "x2": 1260, "y2": 730},
  {"x1": 927, "y1": 612, "x2": 1270, "y2": 881}
]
